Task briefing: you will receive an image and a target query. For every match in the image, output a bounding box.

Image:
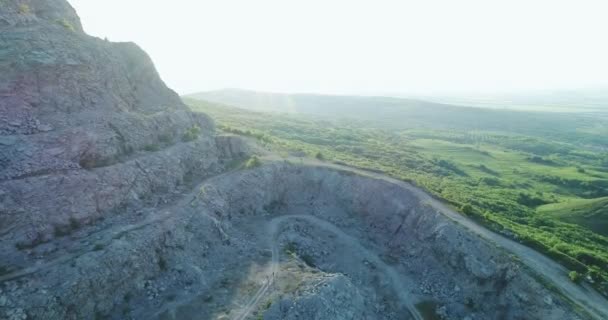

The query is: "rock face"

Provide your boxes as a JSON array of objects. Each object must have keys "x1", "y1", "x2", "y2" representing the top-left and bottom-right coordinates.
[{"x1": 0, "y1": 1, "x2": 220, "y2": 257}]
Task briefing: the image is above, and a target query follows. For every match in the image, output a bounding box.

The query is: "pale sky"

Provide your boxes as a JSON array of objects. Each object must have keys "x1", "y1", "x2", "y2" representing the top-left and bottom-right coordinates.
[{"x1": 68, "y1": 0, "x2": 608, "y2": 96}]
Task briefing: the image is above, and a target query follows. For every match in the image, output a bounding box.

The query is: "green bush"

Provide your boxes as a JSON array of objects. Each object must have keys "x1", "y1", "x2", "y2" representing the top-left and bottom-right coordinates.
[
  {"x1": 182, "y1": 125, "x2": 201, "y2": 142},
  {"x1": 18, "y1": 4, "x2": 30, "y2": 14},
  {"x1": 245, "y1": 156, "x2": 262, "y2": 169},
  {"x1": 461, "y1": 203, "x2": 474, "y2": 216},
  {"x1": 57, "y1": 19, "x2": 76, "y2": 32},
  {"x1": 569, "y1": 271, "x2": 582, "y2": 283}
]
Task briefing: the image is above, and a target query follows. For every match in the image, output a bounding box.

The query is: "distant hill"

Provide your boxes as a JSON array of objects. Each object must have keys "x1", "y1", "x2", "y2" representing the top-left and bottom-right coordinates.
[
  {"x1": 422, "y1": 89, "x2": 608, "y2": 113},
  {"x1": 187, "y1": 88, "x2": 454, "y2": 116},
  {"x1": 186, "y1": 89, "x2": 608, "y2": 149}
]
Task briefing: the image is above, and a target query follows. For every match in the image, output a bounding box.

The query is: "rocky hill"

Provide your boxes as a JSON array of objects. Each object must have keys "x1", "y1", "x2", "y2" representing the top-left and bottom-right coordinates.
[
  {"x1": 0, "y1": 0, "x2": 224, "y2": 250},
  {"x1": 0, "y1": 1, "x2": 605, "y2": 320}
]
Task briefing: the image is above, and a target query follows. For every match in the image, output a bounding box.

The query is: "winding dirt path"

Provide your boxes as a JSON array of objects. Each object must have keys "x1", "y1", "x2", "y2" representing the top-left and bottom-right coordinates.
[
  {"x1": 261, "y1": 155, "x2": 608, "y2": 320},
  {"x1": 235, "y1": 214, "x2": 423, "y2": 320}
]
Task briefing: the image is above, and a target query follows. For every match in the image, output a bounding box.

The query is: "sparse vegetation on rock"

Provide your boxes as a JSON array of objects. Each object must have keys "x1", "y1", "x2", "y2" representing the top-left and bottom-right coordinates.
[
  {"x1": 182, "y1": 125, "x2": 201, "y2": 142},
  {"x1": 245, "y1": 156, "x2": 262, "y2": 169},
  {"x1": 569, "y1": 271, "x2": 582, "y2": 283},
  {"x1": 18, "y1": 4, "x2": 30, "y2": 14}
]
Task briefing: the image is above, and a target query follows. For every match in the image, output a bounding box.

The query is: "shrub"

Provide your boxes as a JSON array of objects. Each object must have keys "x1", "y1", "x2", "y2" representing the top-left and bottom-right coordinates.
[
  {"x1": 569, "y1": 271, "x2": 582, "y2": 283},
  {"x1": 57, "y1": 19, "x2": 75, "y2": 32},
  {"x1": 315, "y1": 151, "x2": 325, "y2": 160},
  {"x1": 18, "y1": 4, "x2": 30, "y2": 14},
  {"x1": 144, "y1": 144, "x2": 160, "y2": 152},
  {"x1": 461, "y1": 203, "x2": 474, "y2": 216},
  {"x1": 93, "y1": 243, "x2": 104, "y2": 251},
  {"x1": 182, "y1": 125, "x2": 201, "y2": 142},
  {"x1": 245, "y1": 156, "x2": 262, "y2": 169}
]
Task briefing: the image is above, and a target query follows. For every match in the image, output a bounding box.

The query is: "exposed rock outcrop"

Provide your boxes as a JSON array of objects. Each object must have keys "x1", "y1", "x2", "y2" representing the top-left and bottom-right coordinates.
[{"x1": 0, "y1": 0, "x2": 220, "y2": 259}]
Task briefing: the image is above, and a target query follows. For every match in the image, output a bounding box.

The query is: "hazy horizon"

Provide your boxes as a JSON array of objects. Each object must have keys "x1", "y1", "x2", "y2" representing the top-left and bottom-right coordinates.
[{"x1": 69, "y1": 0, "x2": 608, "y2": 96}]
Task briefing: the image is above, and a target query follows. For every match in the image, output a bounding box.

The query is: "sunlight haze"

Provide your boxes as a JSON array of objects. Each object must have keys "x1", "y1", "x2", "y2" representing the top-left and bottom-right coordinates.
[{"x1": 69, "y1": 0, "x2": 608, "y2": 95}]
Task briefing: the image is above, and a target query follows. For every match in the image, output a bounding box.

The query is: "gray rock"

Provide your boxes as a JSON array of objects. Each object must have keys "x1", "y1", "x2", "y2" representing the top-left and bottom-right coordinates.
[{"x1": 0, "y1": 136, "x2": 17, "y2": 146}]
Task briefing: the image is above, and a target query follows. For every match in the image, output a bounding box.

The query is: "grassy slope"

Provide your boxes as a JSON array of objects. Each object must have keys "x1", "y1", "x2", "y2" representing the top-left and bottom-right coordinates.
[
  {"x1": 184, "y1": 97, "x2": 608, "y2": 296},
  {"x1": 538, "y1": 197, "x2": 608, "y2": 236}
]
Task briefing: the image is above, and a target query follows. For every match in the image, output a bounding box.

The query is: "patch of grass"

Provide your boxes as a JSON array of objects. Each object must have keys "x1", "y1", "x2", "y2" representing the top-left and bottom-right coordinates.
[
  {"x1": 18, "y1": 4, "x2": 30, "y2": 14},
  {"x1": 245, "y1": 156, "x2": 262, "y2": 169},
  {"x1": 57, "y1": 19, "x2": 76, "y2": 32},
  {"x1": 538, "y1": 197, "x2": 608, "y2": 235},
  {"x1": 225, "y1": 157, "x2": 247, "y2": 170}
]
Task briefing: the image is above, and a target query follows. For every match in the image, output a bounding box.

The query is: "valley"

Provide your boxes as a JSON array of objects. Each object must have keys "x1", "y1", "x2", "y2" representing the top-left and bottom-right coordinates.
[{"x1": 185, "y1": 94, "x2": 608, "y2": 299}]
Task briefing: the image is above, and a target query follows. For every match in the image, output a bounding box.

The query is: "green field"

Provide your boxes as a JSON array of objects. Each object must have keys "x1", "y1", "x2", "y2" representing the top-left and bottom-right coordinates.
[{"x1": 184, "y1": 96, "x2": 608, "y2": 296}]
